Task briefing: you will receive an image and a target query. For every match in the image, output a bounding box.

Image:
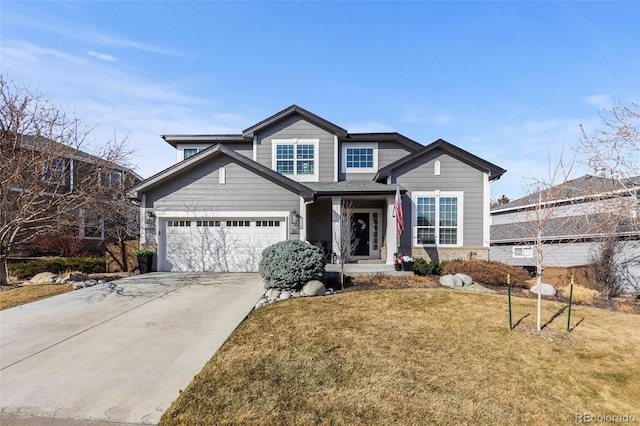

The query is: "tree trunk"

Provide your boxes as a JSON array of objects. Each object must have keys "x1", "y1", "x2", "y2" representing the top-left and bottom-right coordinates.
[
  {"x1": 119, "y1": 240, "x2": 128, "y2": 272},
  {"x1": 0, "y1": 256, "x2": 8, "y2": 287}
]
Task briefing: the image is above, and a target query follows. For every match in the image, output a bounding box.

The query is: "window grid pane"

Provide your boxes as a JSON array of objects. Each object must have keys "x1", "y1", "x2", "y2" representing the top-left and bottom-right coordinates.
[
  {"x1": 439, "y1": 197, "x2": 458, "y2": 227},
  {"x1": 346, "y1": 147, "x2": 373, "y2": 168}
]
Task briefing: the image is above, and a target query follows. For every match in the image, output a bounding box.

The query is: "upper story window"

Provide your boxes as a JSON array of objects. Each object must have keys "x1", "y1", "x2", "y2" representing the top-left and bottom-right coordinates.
[
  {"x1": 412, "y1": 191, "x2": 463, "y2": 247},
  {"x1": 100, "y1": 170, "x2": 123, "y2": 188},
  {"x1": 342, "y1": 143, "x2": 378, "y2": 173},
  {"x1": 271, "y1": 138, "x2": 319, "y2": 182},
  {"x1": 42, "y1": 158, "x2": 66, "y2": 185},
  {"x1": 184, "y1": 148, "x2": 204, "y2": 159}
]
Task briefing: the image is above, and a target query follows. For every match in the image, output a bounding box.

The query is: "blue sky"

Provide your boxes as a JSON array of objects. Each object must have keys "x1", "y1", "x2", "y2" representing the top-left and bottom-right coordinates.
[{"x1": 2, "y1": 1, "x2": 639, "y2": 199}]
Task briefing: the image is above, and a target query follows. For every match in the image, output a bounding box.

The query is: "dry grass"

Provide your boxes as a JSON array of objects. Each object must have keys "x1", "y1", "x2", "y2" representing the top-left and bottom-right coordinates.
[
  {"x1": 0, "y1": 284, "x2": 73, "y2": 310},
  {"x1": 161, "y1": 288, "x2": 640, "y2": 425},
  {"x1": 558, "y1": 284, "x2": 600, "y2": 305}
]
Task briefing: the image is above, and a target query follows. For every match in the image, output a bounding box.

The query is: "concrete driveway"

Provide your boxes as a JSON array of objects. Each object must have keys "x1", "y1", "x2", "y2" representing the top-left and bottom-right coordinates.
[{"x1": 0, "y1": 273, "x2": 265, "y2": 425}]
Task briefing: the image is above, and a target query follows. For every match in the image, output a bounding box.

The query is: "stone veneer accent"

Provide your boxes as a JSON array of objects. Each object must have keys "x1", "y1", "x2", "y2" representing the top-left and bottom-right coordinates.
[{"x1": 398, "y1": 247, "x2": 489, "y2": 262}]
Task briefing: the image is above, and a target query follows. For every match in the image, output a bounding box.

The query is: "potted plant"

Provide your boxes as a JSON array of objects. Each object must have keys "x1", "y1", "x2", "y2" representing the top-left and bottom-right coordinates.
[
  {"x1": 135, "y1": 248, "x2": 154, "y2": 274},
  {"x1": 401, "y1": 255, "x2": 415, "y2": 271},
  {"x1": 394, "y1": 258, "x2": 403, "y2": 271}
]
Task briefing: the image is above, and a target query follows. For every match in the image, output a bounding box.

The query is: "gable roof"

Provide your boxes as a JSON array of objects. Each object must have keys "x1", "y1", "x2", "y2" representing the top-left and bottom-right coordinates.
[
  {"x1": 343, "y1": 132, "x2": 423, "y2": 151},
  {"x1": 374, "y1": 139, "x2": 506, "y2": 182},
  {"x1": 242, "y1": 104, "x2": 347, "y2": 138},
  {"x1": 128, "y1": 143, "x2": 315, "y2": 200},
  {"x1": 491, "y1": 174, "x2": 640, "y2": 213}
]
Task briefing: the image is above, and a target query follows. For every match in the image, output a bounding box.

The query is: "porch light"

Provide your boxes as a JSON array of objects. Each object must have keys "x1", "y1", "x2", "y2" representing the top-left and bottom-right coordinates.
[
  {"x1": 291, "y1": 209, "x2": 299, "y2": 226},
  {"x1": 145, "y1": 211, "x2": 155, "y2": 227}
]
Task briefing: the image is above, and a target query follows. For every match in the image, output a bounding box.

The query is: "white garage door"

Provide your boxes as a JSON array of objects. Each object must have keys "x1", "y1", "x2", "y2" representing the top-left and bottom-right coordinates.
[{"x1": 162, "y1": 218, "x2": 286, "y2": 272}]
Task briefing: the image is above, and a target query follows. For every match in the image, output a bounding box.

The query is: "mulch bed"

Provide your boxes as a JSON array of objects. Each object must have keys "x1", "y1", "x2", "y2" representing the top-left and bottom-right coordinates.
[{"x1": 345, "y1": 275, "x2": 640, "y2": 315}]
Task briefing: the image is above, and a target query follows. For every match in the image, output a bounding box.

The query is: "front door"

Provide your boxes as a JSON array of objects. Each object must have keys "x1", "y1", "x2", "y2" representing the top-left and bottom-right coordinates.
[{"x1": 352, "y1": 212, "x2": 370, "y2": 256}]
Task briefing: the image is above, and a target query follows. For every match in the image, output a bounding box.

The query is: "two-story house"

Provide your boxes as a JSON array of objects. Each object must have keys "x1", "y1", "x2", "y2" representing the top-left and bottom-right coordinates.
[
  {"x1": 129, "y1": 105, "x2": 506, "y2": 272},
  {"x1": 5, "y1": 134, "x2": 141, "y2": 256}
]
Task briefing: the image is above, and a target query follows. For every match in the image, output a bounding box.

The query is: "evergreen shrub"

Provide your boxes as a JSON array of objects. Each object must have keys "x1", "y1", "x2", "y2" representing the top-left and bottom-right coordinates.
[{"x1": 259, "y1": 240, "x2": 325, "y2": 290}]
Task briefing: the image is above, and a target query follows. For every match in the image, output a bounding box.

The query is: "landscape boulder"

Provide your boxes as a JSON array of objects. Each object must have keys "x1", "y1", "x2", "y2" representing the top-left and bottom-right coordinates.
[
  {"x1": 29, "y1": 272, "x2": 59, "y2": 284},
  {"x1": 66, "y1": 273, "x2": 90, "y2": 282},
  {"x1": 530, "y1": 283, "x2": 557, "y2": 296},
  {"x1": 455, "y1": 273, "x2": 473, "y2": 286},
  {"x1": 302, "y1": 280, "x2": 326, "y2": 296},
  {"x1": 440, "y1": 274, "x2": 464, "y2": 288}
]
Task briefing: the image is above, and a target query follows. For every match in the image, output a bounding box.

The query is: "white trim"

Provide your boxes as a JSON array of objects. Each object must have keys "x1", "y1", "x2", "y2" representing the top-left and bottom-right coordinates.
[
  {"x1": 271, "y1": 138, "x2": 319, "y2": 182},
  {"x1": 333, "y1": 135, "x2": 339, "y2": 182},
  {"x1": 70, "y1": 159, "x2": 74, "y2": 191},
  {"x1": 155, "y1": 210, "x2": 290, "y2": 218},
  {"x1": 253, "y1": 135, "x2": 258, "y2": 161},
  {"x1": 331, "y1": 197, "x2": 342, "y2": 262},
  {"x1": 219, "y1": 167, "x2": 226, "y2": 184},
  {"x1": 483, "y1": 172, "x2": 490, "y2": 248},
  {"x1": 386, "y1": 195, "x2": 397, "y2": 264},
  {"x1": 140, "y1": 194, "x2": 147, "y2": 245},
  {"x1": 434, "y1": 160, "x2": 441, "y2": 176},
  {"x1": 512, "y1": 246, "x2": 534, "y2": 258},
  {"x1": 411, "y1": 191, "x2": 464, "y2": 247},
  {"x1": 299, "y1": 196, "x2": 306, "y2": 241},
  {"x1": 341, "y1": 142, "x2": 379, "y2": 174}
]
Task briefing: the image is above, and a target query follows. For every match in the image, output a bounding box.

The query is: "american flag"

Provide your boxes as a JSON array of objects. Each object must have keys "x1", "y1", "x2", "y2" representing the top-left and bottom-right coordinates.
[{"x1": 394, "y1": 185, "x2": 404, "y2": 236}]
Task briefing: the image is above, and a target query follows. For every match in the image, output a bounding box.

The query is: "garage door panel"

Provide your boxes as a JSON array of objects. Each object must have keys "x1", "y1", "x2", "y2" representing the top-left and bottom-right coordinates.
[{"x1": 163, "y1": 218, "x2": 284, "y2": 272}]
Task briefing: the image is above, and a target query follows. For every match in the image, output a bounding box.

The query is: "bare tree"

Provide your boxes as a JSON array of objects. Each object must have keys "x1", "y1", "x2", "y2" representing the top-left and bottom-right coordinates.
[
  {"x1": 0, "y1": 75, "x2": 133, "y2": 285},
  {"x1": 577, "y1": 102, "x2": 640, "y2": 296},
  {"x1": 333, "y1": 201, "x2": 359, "y2": 290}
]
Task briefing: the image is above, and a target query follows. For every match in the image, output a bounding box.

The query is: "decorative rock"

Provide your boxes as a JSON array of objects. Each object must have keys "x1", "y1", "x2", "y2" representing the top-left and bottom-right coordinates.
[
  {"x1": 455, "y1": 273, "x2": 473, "y2": 286},
  {"x1": 29, "y1": 272, "x2": 59, "y2": 284},
  {"x1": 67, "y1": 273, "x2": 90, "y2": 282},
  {"x1": 279, "y1": 291, "x2": 291, "y2": 300},
  {"x1": 302, "y1": 280, "x2": 326, "y2": 297},
  {"x1": 440, "y1": 274, "x2": 464, "y2": 288},
  {"x1": 266, "y1": 289, "x2": 281, "y2": 300},
  {"x1": 530, "y1": 283, "x2": 556, "y2": 296}
]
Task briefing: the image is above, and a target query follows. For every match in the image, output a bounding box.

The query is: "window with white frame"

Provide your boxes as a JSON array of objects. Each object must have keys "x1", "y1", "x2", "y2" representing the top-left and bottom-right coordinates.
[
  {"x1": 183, "y1": 148, "x2": 204, "y2": 160},
  {"x1": 342, "y1": 143, "x2": 378, "y2": 173},
  {"x1": 512, "y1": 246, "x2": 534, "y2": 258},
  {"x1": 412, "y1": 191, "x2": 463, "y2": 246},
  {"x1": 272, "y1": 139, "x2": 319, "y2": 181}
]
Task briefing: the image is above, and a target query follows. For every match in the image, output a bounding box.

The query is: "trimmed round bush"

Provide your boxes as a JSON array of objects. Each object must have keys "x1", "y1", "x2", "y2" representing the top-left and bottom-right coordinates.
[{"x1": 259, "y1": 240, "x2": 325, "y2": 290}]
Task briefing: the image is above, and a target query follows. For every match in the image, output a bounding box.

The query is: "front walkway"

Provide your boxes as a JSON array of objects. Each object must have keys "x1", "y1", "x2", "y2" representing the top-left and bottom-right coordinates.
[{"x1": 0, "y1": 273, "x2": 265, "y2": 425}]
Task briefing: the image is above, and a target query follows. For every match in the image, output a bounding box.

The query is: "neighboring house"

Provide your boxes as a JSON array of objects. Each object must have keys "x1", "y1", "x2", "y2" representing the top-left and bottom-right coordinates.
[
  {"x1": 8, "y1": 135, "x2": 142, "y2": 255},
  {"x1": 129, "y1": 105, "x2": 506, "y2": 272},
  {"x1": 490, "y1": 174, "x2": 640, "y2": 284}
]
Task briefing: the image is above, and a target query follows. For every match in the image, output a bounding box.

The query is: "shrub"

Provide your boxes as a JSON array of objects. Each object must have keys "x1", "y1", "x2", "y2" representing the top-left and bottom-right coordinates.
[
  {"x1": 413, "y1": 258, "x2": 443, "y2": 276},
  {"x1": 441, "y1": 259, "x2": 529, "y2": 287},
  {"x1": 135, "y1": 248, "x2": 154, "y2": 256},
  {"x1": 259, "y1": 240, "x2": 325, "y2": 290},
  {"x1": 8, "y1": 257, "x2": 106, "y2": 279}
]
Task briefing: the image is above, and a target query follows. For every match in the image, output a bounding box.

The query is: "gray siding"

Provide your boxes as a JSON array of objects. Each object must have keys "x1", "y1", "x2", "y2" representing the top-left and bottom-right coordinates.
[
  {"x1": 341, "y1": 141, "x2": 413, "y2": 181},
  {"x1": 220, "y1": 142, "x2": 253, "y2": 158},
  {"x1": 393, "y1": 150, "x2": 485, "y2": 247},
  {"x1": 255, "y1": 116, "x2": 335, "y2": 182},
  {"x1": 145, "y1": 156, "x2": 300, "y2": 212}
]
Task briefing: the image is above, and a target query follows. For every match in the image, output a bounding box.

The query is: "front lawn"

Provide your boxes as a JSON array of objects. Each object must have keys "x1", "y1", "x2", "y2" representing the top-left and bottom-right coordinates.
[
  {"x1": 161, "y1": 288, "x2": 640, "y2": 425},
  {"x1": 0, "y1": 284, "x2": 73, "y2": 310}
]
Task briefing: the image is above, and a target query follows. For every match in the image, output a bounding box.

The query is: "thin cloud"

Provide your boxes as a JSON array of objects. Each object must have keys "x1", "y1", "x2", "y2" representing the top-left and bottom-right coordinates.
[
  {"x1": 7, "y1": 12, "x2": 184, "y2": 57},
  {"x1": 433, "y1": 113, "x2": 454, "y2": 124},
  {"x1": 583, "y1": 94, "x2": 612, "y2": 109},
  {"x1": 87, "y1": 51, "x2": 117, "y2": 62}
]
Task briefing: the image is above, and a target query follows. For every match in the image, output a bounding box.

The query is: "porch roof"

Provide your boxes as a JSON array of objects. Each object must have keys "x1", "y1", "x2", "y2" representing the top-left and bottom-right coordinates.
[{"x1": 304, "y1": 181, "x2": 404, "y2": 196}]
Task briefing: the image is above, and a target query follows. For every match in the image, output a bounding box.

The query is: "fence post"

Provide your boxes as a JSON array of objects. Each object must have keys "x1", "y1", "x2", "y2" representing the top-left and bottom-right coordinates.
[
  {"x1": 567, "y1": 275, "x2": 574, "y2": 332},
  {"x1": 507, "y1": 274, "x2": 512, "y2": 330}
]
